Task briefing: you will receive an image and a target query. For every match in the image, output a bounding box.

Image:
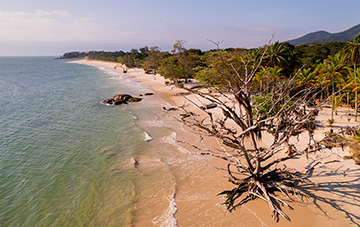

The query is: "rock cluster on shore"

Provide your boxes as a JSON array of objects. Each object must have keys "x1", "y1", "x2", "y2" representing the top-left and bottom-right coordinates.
[{"x1": 101, "y1": 94, "x2": 143, "y2": 105}]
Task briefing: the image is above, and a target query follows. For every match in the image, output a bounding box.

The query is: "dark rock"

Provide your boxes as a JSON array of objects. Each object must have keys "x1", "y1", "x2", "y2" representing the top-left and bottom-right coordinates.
[
  {"x1": 127, "y1": 97, "x2": 142, "y2": 102},
  {"x1": 144, "y1": 92, "x2": 154, "y2": 96},
  {"x1": 113, "y1": 99, "x2": 127, "y2": 105},
  {"x1": 101, "y1": 98, "x2": 115, "y2": 105},
  {"x1": 101, "y1": 94, "x2": 142, "y2": 106},
  {"x1": 114, "y1": 94, "x2": 142, "y2": 102},
  {"x1": 113, "y1": 94, "x2": 132, "y2": 102}
]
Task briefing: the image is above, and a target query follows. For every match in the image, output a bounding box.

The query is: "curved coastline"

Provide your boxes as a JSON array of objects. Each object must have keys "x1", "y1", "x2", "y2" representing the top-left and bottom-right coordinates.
[{"x1": 71, "y1": 59, "x2": 360, "y2": 227}]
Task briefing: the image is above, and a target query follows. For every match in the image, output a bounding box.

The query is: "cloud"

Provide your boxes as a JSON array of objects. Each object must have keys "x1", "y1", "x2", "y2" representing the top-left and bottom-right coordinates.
[
  {"x1": 0, "y1": 9, "x2": 106, "y2": 42},
  {"x1": 0, "y1": 10, "x2": 70, "y2": 28},
  {"x1": 33, "y1": 9, "x2": 70, "y2": 17},
  {"x1": 0, "y1": 9, "x2": 307, "y2": 55},
  {"x1": 0, "y1": 9, "x2": 174, "y2": 55}
]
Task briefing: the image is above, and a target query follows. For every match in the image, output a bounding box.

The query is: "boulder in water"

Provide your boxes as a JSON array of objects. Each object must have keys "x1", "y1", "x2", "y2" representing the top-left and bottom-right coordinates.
[{"x1": 101, "y1": 94, "x2": 142, "y2": 105}]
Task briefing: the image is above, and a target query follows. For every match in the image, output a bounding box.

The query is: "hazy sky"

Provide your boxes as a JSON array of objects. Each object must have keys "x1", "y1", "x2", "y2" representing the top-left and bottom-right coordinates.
[{"x1": 0, "y1": 0, "x2": 359, "y2": 56}]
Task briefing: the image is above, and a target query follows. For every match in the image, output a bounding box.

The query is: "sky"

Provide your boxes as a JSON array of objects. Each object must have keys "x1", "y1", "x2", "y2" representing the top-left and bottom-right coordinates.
[{"x1": 0, "y1": 0, "x2": 360, "y2": 56}]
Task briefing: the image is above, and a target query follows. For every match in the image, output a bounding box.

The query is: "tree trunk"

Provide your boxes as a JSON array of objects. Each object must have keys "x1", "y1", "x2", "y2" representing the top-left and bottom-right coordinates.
[
  {"x1": 355, "y1": 63, "x2": 358, "y2": 121},
  {"x1": 331, "y1": 79, "x2": 334, "y2": 120},
  {"x1": 348, "y1": 92, "x2": 350, "y2": 115}
]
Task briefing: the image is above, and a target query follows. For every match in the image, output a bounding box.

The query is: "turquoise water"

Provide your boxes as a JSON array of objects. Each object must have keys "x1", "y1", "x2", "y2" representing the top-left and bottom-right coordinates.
[
  {"x1": 0, "y1": 57, "x2": 268, "y2": 227},
  {"x1": 0, "y1": 57, "x2": 156, "y2": 226}
]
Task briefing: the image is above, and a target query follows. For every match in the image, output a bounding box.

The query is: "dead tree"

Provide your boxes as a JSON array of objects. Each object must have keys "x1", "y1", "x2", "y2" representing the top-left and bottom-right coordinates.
[{"x1": 179, "y1": 41, "x2": 331, "y2": 221}]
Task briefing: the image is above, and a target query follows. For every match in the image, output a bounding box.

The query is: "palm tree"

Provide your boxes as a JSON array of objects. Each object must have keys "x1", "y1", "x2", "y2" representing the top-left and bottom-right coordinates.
[
  {"x1": 266, "y1": 41, "x2": 287, "y2": 68},
  {"x1": 249, "y1": 48, "x2": 265, "y2": 65},
  {"x1": 346, "y1": 67, "x2": 360, "y2": 112},
  {"x1": 285, "y1": 51, "x2": 302, "y2": 74},
  {"x1": 336, "y1": 74, "x2": 353, "y2": 117},
  {"x1": 316, "y1": 53, "x2": 347, "y2": 120},
  {"x1": 254, "y1": 66, "x2": 283, "y2": 94},
  {"x1": 344, "y1": 33, "x2": 360, "y2": 121},
  {"x1": 314, "y1": 63, "x2": 328, "y2": 101},
  {"x1": 350, "y1": 68, "x2": 360, "y2": 93},
  {"x1": 296, "y1": 68, "x2": 316, "y2": 88}
]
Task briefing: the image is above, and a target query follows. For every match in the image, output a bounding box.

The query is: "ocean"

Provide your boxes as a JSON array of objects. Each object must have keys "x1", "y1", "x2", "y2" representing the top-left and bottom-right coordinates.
[{"x1": 0, "y1": 57, "x2": 183, "y2": 226}]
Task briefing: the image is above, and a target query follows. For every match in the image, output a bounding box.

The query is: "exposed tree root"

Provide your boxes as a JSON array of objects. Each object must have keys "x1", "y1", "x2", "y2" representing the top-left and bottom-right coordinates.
[{"x1": 219, "y1": 166, "x2": 309, "y2": 221}]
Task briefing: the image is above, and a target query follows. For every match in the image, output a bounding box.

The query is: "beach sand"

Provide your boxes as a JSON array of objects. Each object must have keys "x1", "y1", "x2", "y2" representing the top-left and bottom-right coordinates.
[{"x1": 73, "y1": 59, "x2": 360, "y2": 226}]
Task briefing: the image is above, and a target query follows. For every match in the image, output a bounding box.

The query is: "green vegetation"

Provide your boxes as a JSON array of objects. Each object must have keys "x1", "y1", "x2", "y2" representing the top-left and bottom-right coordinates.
[
  {"x1": 327, "y1": 118, "x2": 335, "y2": 127},
  {"x1": 158, "y1": 40, "x2": 202, "y2": 83},
  {"x1": 253, "y1": 93, "x2": 295, "y2": 118},
  {"x1": 59, "y1": 35, "x2": 360, "y2": 112},
  {"x1": 59, "y1": 34, "x2": 360, "y2": 114}
]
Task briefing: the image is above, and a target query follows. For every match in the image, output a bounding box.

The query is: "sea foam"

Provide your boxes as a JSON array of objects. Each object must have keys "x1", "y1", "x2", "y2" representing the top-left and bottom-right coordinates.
[
  {"x1": 152, "y1": 194, "x2": 178, "y2": 227},
  {"x1": 161, "y1": 132, "x2": 191, "y2": 154}
]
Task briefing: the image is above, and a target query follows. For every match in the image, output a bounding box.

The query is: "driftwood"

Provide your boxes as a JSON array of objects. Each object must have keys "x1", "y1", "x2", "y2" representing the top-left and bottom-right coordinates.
[{"x1": 178, "y1": 39, "x2": 336, "y2": 221}]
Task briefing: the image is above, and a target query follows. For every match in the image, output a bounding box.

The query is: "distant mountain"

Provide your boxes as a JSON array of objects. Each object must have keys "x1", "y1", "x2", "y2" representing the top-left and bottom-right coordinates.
[{"x1": 286, "y1": 23, "x2": 360, "y2": 46}]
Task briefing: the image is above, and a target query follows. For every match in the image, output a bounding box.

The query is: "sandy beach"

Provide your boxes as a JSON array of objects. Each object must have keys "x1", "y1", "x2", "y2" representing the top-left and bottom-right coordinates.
[{"x1": 73, "y1": 59, "x2": 360, "y2": 227}]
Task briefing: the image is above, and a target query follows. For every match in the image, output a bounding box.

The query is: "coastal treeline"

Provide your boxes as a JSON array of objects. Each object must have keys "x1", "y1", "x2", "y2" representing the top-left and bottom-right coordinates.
[
  {"x1": 59, "y1": 40, "x2": 347, "y2": 72},
  {"x1": 60, "y1": 36, "x2": 360, "y2": 114}
]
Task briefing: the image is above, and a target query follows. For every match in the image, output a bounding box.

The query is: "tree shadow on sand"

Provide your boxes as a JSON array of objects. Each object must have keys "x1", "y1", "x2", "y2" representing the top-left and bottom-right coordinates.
[
  {"x1": 215, "y1": 162, "x2": 360, "y2": 225},
  {"x1": 298, "y1": 166, "x2": 360, "y2": 226}
]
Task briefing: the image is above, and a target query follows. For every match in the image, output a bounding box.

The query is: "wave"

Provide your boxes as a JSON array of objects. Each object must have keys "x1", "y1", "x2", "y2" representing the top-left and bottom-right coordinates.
[
  {"x1": 167, "y1": 194, "x2": 178, "y2": 227},
  {"x1": 131, "y1": 156, "x2": 178, "y2": 226},
  {"x1": 152, "y1": 194, "x2": 178, "y2": 227},
  {"x1": 161, "y1": 132, "x2": 190, "y2": 154}
]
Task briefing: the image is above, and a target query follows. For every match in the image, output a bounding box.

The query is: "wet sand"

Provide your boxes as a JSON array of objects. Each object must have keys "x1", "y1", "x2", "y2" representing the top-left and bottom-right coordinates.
[{"x1": 73, "y1": 59, "x2": 360, "y2": 226}]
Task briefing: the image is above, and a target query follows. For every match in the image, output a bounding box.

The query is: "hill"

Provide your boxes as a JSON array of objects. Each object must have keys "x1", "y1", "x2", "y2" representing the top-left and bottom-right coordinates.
[{"x1": 286, "y1": 23, "x2": 360, "y2": 46}]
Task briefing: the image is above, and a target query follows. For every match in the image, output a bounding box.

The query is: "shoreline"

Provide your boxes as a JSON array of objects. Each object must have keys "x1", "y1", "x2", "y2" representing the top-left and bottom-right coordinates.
[
  {"x1": 70, "y1": 59, "x2": 184, "y2": 104},
  {"x1": 72, "y1": 59, "x2": 360, "y2": 226}
]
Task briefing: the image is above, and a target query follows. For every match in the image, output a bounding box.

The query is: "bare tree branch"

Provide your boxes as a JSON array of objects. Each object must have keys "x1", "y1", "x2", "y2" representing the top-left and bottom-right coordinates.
[{"x1": 177, "y1": 39, "x2": 337, "y2": 221}]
